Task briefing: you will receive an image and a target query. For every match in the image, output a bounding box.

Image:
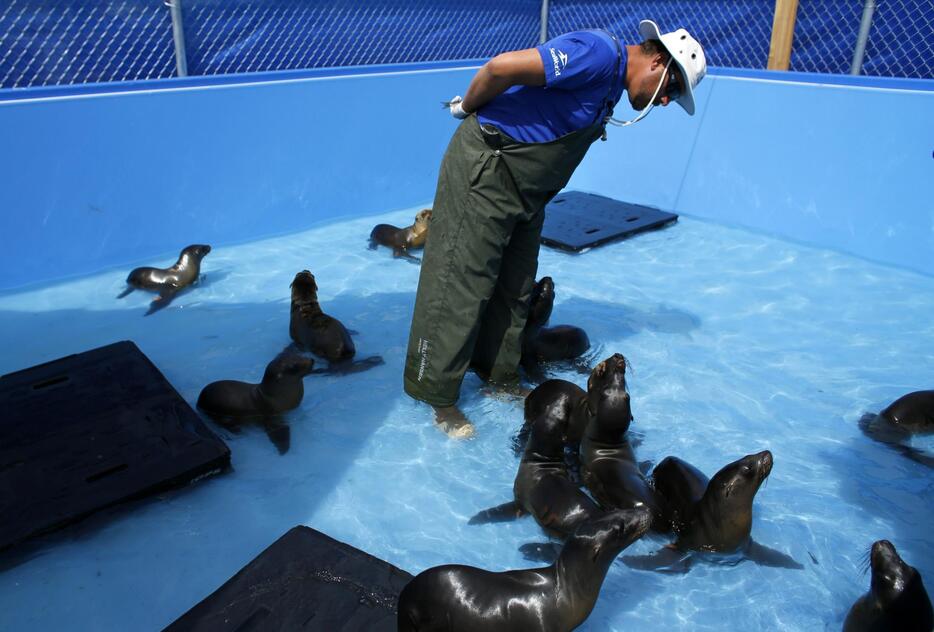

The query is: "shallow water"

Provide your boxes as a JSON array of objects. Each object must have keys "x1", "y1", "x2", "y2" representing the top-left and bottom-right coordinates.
[{"x1": 0, "y1": 207, "x2": 931, "y2": 631}]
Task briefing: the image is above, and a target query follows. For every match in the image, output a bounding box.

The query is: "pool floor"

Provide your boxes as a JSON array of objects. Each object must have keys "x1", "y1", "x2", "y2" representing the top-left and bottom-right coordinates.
[{"x1": 0, "y1": 206, "x2": 931, "y2": 630}]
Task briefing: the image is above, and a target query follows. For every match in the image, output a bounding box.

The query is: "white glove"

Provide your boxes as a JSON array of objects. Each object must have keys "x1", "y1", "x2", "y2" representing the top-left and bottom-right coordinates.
[{"x1": 444, "y1": 95, "x2": 470, "y2": 120}]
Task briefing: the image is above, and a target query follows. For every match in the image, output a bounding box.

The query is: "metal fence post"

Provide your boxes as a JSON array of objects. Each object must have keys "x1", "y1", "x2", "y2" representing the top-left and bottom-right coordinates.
[
  {"x1": 540, "y1": 0, "x2": 549, "y2": 44},
  {"x1": 166, "y1": 0, "x2": 188, "y2": 77},
  {"x1": 850, "y1": 0, "x2": 877, "y2": 75}
]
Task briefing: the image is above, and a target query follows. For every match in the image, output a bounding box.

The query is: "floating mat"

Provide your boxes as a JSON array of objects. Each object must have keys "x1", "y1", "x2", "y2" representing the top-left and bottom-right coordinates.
[
  {"x1": 0, "y1": 340, "x2": 230, "y2": 552},
  {"x1": 541, "y1": 190, "x2": 678, "y2": 251},
  {"x1": 165, "y1": 526, "x2": 413, "y2": 632}
]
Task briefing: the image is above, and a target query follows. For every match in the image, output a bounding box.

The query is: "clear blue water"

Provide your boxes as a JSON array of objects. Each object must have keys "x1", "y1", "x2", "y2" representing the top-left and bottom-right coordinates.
[{"x1": 0, "y1": 207, "x2": 931, "y2": 631}]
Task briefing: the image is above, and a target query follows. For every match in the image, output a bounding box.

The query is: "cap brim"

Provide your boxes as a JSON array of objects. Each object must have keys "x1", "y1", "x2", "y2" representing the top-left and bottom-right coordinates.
[{"x1": 639, "y1": 19, "x2": 696, "y2": 115}]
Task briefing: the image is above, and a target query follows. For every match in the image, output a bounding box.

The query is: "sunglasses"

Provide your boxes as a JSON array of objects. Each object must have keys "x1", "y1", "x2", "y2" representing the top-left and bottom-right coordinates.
[{"x1": 664, "y1": 64, "x2": 683, "y2": 101}]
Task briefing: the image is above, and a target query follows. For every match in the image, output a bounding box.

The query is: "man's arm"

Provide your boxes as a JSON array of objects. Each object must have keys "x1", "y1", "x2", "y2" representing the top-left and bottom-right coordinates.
[{"x1": 460, "y1": 48, "x2": 545, "y2": 114}]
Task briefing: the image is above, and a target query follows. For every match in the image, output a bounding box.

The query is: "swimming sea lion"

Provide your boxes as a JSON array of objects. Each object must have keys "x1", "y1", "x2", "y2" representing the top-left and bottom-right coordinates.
[
  {"x1": 521, "y1": 277, "x2": 590, "y2": 372},
  {"x1": 196, "y1": 351, "x2": 315, "y2": 454},
  {"x1": 580, "y1": 354, "x2": 661, "y2": 525},
  {"x1": 117, "y1": 244, "x2": 211, "y2": 314},
  {"x1": 399, "y1": 507, "x2": 652, "y2": 632},
  {"x1": 368, "y1": 209, "x2": 432, "y2": 260},
  {"x1": 470, "y1": 392, "x2": 601, "y2": 538},
  {"x1": 859, "y1": 390, "x2": 934, "y2": 467},
  {"x1": 843, "y1": 539, "x2": 933, "y2": 632},
  {"x1": 625, "y1": 451, "x2": 802, "y2": 572}
]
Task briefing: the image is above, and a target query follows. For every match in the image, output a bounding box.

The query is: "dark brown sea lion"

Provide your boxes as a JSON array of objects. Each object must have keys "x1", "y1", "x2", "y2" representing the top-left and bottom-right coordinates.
[
  {"x1": 398, "y1": 507, "x2": 652, "y2": 632},
  {"x1": 859, "y1": 390, "x2": 934, "y2": 467},
  {"x1": 117, "y1": 244, "x2": 211, "y2": 314},
  {"x1": 843, "y1": 540, "x2": 933, "y2": 632},
  {"x1": 580, "y1": 354, "x2": 661, "y2": 525},
  {"x1": 625, "y1": 451, "x2": 803, "y2": 572},
  {"x1": 368, "y1": 209, "x2": 432, "y2": 260},
  {"x1": 521, "y1": 277, "x2": 590, "y2": 373},
  {"x1": 196, "y1": 351, "x2": 315, "y2": 454},
  {"x1": 516, "y1": 379, "x2": 590, "y2": 456},
  {"x1": 470, "y1": 392, "x2": 600, "y2": 538}
]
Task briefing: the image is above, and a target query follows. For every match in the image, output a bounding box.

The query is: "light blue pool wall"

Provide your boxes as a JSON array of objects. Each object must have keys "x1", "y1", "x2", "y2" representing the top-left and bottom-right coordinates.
[{"x1": 0, "y1": 64, "x2": 932, "y2": 292}]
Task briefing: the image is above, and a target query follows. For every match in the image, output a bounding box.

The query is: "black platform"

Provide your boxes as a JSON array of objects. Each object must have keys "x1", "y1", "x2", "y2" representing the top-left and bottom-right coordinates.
[
  {"x1": 541, "y1": 190, "x2": 678, "y2": 251},
  {"x1": 0, "y1": 341, "x2": 230, "y2": 552},
  {"x1": 165, "y1": 526, "x2": 413, "y2": 632}
]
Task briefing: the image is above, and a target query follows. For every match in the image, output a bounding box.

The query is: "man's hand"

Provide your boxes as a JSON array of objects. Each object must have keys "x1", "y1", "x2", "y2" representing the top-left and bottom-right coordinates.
[{"x1": 442, "y1": 95, "x2": 470, "y2": 120}]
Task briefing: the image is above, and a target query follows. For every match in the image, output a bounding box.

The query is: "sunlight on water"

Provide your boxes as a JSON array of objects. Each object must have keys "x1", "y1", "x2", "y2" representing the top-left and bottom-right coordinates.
[{"x1": 0, "y1": 207, "x2": 931, "y2": 631}]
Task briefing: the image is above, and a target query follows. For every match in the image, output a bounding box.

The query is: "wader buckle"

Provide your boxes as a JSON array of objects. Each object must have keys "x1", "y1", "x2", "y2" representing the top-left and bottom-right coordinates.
[{"x1": 479, "y1": 123, "x2": 506, "y2": 151}]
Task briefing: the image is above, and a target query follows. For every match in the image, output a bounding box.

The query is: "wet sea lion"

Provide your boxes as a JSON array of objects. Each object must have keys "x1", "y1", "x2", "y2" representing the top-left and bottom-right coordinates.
[
  {"x1": 399, "y1": 507, "x2": 652, "y2": 632},
  {"x1": 196, "y1": 351, "x2": 315, "y2": 454},
  {"x1": 368, "y1": 209, "x2": 432, "y2": 261},
  {"x1": 859, "y1": 390, "x2": 934, "y2": 467},
  {"x1": 580, "y1": 354, "x2": 661, "y2": 525},
  {"x1": 843, "y1": 540, "x2": 933, "y2": 632},
  {"x1": 117, "y1": 244, "x2": 211, "y2": 314},
  {"x1": 625, "y1": 451, "x2": 803, "y2": 572},
  {"x1": 521, "y1": 277, "x2": 590, "y2": 373},
  {"x1": 470, "y1": 392, "x2": 600, "y2": 538},
  {"x1": 515, "y1": 379, "x2": 590, "y2": 456}
]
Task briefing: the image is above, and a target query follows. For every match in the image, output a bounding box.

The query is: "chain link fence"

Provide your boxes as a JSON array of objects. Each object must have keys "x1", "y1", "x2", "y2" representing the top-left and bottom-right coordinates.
[{"x1": 0, "y1": 0, "x2": 931, "y2": 90}]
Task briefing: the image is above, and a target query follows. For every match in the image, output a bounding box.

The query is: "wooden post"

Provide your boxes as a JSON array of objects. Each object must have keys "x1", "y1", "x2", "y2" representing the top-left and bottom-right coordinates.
[{"x1": 767, "y1": 0, "x2": 799, "y2": 70}]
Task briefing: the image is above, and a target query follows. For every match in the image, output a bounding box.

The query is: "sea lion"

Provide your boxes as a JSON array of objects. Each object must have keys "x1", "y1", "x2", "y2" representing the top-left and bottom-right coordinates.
[
  {"x1": 470, "y1": 392, "x2": 601, "y2": 538},
  {"x1": 624, "y1": 451, "x2": 803, "y2": 572},
  {"x1": 521, "y1": 277, "x2": 590, "y2": 372},
  {"x1": 398, "y1": 507, "x2": 652, "y2": 632},
  {"x1": 580, "y1": 354, "x2": 661, "y2": 525},
  {"x1": 843, "y1": 540, "x2": 933, "y2": 632},
  {"x1": 859, "y1": 390, "x2": 934, "y2": 467},
  {"x1": 117, "y1": 244, "x2": 211, "y2": 314},
  {"x1": 196, "y1": 351, "x2": 315, "y2": 454},
  {"x1": 515, "y1": 379, "x2": 590, "y2": 456},
  {"x1": 368, "y1": 209, "x2": 432, "y2": 260}
]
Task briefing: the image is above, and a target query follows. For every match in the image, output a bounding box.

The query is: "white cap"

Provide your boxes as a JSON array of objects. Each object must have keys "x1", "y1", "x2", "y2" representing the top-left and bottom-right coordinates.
[{"x1": 639, "y1": 20, "x2": 706, "y2": 115}]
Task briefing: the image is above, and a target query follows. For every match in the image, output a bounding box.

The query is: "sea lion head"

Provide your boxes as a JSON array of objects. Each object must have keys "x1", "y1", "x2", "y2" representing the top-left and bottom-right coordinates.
[
  {"x1": 586, "y1": 353, "x2": 632, "y2": 433},
  {"x1": 269, "y1": 351, "x2": 316, "y2": 379},
  {"x1": 867, "y1": 540, "x2": 933, "y2": 619},
  {"x1": 707, "y1": 450, "x2": 772, "y2": 503},
  {"x1": 182, "y1": 244, "x2": 212, "y2": 260},
  {"x1": 564, "y1": 507, "x2": 652, "y2": 564},
  {"x1": 290, "y1": 270, "x2": 319, "y2": 303},
  {"x1": 525, "y1": 393, "x2": 575, "y2": 458},
  {"x1": 414, "y1": 209, "x2": 432, "y2": 227},
  {"x1": 527, "y1": 277, "x2": 556, "y2": 329}
]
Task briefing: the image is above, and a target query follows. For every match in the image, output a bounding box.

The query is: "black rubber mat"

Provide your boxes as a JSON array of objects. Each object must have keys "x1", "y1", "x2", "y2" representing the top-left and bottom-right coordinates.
[
  {"x1": 0, "y1": 341, "x2": 230, "y2": 552},
  {"x1": 165, "y1": 526, "x2": 413, "y2": 632},
  {"x1": 542, "y1": 190, "x2": 678, "y2": 251}
]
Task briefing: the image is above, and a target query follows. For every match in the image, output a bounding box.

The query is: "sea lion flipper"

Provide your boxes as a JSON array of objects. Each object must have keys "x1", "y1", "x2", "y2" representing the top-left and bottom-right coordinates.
[
  {"x1": 743, "y1": 539, "x2": 803, "y2": 569},
  {"x1": 261, "y1": 417, "x2": 291, "y2": 455},
  {"x1": 116, "y1": 286, "x2": 134, "y2": 299},
  {"x1": 621, "y1": 547, "x2": 692, "y2": 573},
  {"x1": 519, "y1": 541, "x2": 561, "y2": 564},
  {"x1": 144, "y1": 289, "x2": 177, "y2": 316},
  {"x1": 467, "y1": 501, "x2": 523, "y2": 525}
]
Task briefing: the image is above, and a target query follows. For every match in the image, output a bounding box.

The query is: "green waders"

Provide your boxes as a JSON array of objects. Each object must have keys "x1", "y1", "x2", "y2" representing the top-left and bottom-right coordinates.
[{"x1": 403, "y1": 115, "x2": 604, "y2": 407}]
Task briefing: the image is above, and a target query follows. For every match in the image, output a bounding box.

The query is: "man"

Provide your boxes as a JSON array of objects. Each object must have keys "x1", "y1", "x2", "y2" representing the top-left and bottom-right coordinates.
[{"x1": 404, "y1": 20, "x2": 706, "y2": 436}]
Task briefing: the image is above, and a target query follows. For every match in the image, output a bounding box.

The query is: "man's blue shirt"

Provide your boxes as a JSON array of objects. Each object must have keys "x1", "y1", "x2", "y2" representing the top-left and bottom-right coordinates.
[{"x1": 477, "y1": 30, "x2": 627, "y2": 144}]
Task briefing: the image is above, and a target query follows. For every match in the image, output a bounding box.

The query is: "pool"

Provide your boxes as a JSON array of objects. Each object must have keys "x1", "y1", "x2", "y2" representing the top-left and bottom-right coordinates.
[{"x1": 0, "y1": 205, "x2": 930, "y2": 630}]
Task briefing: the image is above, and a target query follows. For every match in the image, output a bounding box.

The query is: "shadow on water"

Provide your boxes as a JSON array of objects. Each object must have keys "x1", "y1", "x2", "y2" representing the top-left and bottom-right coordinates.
[
  {"x1": 546, "y1": 295, "x2": 702, "y2": 342},
  {"x1": 0, "y1": 289, "x2": 417, "y2": 616}
]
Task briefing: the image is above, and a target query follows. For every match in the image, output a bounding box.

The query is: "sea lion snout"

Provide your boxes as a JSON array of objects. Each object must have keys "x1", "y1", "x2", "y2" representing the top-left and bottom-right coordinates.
[{"x1": 754, "y1": 450, "x2": 774, "y2": 478}]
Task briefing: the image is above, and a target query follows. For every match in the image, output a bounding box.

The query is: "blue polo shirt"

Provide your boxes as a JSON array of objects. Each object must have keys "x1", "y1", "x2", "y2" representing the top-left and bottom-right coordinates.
[{"x1": 477, "y1": 30, "x2": 627, "y2": 144}]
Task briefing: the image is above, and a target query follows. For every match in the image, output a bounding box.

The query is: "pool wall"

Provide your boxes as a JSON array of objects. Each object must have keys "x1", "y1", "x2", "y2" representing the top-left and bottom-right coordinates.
[{"x1": 1, "y1": 63, "x2": 932, "y2": 291}]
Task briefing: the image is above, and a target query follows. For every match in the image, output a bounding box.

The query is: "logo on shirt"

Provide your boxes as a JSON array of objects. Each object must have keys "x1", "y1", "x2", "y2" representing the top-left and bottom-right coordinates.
[{"x1": 549, "y1": 47, "x2": 568, "y2": 76}]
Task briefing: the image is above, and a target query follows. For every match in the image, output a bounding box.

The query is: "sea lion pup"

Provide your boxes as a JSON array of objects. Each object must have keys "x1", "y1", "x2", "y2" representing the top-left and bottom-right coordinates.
[
  {"x1": 368, "y1": 208, "x2": 432, "y2": 260},
  {"x1": 514, "y1": 379, "x2": 590, "y2": 456},
  {"x1": 624, "y1": 451, "x2": 803, "y2": 572},
  {"x1": 398, "y1": 507, "x2": 651, "y2": 632},
  {"x1": 117, "y1": 244, "x2": 211, "y2": 314},
  {"x1": 580, "y1": 354, "x2": 662, "y2": 526},
  {"x1": 843, "y1": 540, "x2": 933, "y2": 632},
  {"x1": 859, "y1": 390, "x2": 934, "y2": 467},
  {"x1": 521, "y1": 277, "x2": 590, "y2": 372},
  {"x1": 289, "y1": 270, "x2": 383, "y2": 373},
  {"x1": 197, "y1": 351, "x2": 315, "y2": 454},
  {"x1": 470, "y1": 393, "x2": 600, "y2": 538}
]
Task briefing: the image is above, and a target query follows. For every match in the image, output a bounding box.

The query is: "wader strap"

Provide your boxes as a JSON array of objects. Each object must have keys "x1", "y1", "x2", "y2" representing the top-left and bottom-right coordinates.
[{"x1": 597, "y1": 30, "x2": 623, "y2": 141}]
